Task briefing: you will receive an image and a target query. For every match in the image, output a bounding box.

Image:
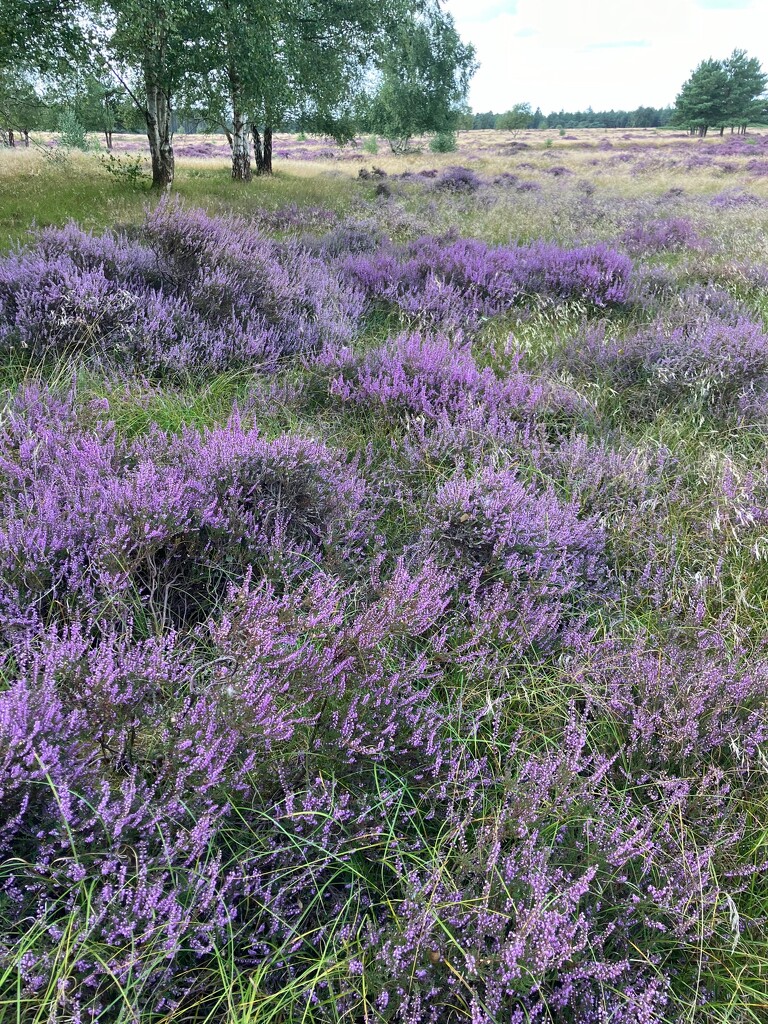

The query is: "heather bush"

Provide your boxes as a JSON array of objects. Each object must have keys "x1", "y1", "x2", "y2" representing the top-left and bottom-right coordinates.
[
  {"x1": 324, "y1": 332, "x2": 587, "y2": 441},
  {"x1": 557, "y1": 309, "x2": 768, "y2": 419},
  {"x1": 404, "y1": 465, "x2": 611, "y2": 669},
  {"x1": 343, "y1": 235, "x2": 633, "y2": 330},
  {"x1": 709, "y1": 188, "x2": 761, "y2": 209},
  {"x1": 0, "y1": 565, "x2": 457, "y2": 1016},
  {"x1": 0, "y1": 203, "x2": 363, "y2": 373},
  {"x1": 308, "y1": 218, "x2": 385, "y2": 258},
  {"x1": 621, "y1": 216, "x2": 700, "y2": 254},
  {"x1": 420, "y1": 466, "x2": 606, "y2": 596},
  {"x1": 573, "y1": 632, "x2": 768, "y2": 770},
  {"x1": 432, "y1": 164, "x2": 481, "y2": 191},
  {"x1": 0, "y1": 388, "x2": 374, "y2": 635}
]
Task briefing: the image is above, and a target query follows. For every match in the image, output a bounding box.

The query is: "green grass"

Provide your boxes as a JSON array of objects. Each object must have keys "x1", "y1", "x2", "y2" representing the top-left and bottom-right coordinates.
[{"x1": 0, "y1": 153, "x2": 357, "y2": 247}]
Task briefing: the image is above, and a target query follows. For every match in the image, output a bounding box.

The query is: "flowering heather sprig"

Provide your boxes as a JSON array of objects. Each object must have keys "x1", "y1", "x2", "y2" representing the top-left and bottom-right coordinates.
[{"x1": 570, "y1": 632, "x2": 768, "y2": 769}]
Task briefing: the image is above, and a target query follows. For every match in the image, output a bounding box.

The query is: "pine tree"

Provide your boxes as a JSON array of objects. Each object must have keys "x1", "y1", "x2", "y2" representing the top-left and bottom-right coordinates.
[
  {"x1": 724, "y1": 49, "x2": 767, "y2": 134},
  {"x1": 673, "y1": 58, "x2": 730, "y2": 136},
  {"x1": 673, "y1": 51, "x2": 767, "y2": 137}
]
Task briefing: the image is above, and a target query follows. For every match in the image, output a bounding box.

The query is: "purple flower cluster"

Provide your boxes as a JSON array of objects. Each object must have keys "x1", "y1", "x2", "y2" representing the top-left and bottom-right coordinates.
[
  {"x1": 621, "y1": 216, "x2": 700, "y2": 254},
  {"x1": 325, "y1": 331, "x2": 586, "y2": 442},
  {"x1": 432, "y1": 165, "x2": 483, "y2": 192},
  {"x1": 343, "y1": 235, "x2": 633, "y2": 329},
  {"x1": 558, "y1": 305, "x2": 768, "y2": 419},
  {"x1": 0, "y1": 387, "x2": 374, "y2": 636},
  {"x1": 0, "y1": 203, "x2": 363, "y2": 373},
  {"x1": 709, "y1": 188, "x2": 762, "y2": 209}
]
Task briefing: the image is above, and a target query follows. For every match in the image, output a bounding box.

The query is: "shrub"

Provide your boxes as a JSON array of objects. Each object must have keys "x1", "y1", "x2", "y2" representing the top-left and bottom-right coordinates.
[
  {"x1": 0, "y1": 388, "x2": 374, "y2": 636},
  {"x1": 621, "y1": 216, "x2": 700, "y2": 254},
  {"x1": 4, "y1": 586, "x2": 744, "y2": 1022},
  {"x1": 342, "y1": 236, "x2": 633, "y2": 330},
  {"x1": 0, "y1": 203, "x2": 363, "y2": 373},
  {"x1": 429, "y1": 131, "x2": 457, "y2": 153},
  {"x1": 57, "y1": 109, "x2": 89, "y2": 151},
  {"x1": 433, "y1": 165, "x2": 482, "y2": 192},
  {"x1": 326, "y1": 331, "x2": 585, "y2": 438},
  {"x1": 558, "y1": 310, "x2": 768, "y2": 419},
  {"x1": 100, "y1": 151, "x2": 150, "y2": 186}
]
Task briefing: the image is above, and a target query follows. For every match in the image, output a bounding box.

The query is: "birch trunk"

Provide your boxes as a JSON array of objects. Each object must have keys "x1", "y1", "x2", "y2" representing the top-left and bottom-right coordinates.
[
  {"x1": 229, "y1": 68, "x2": 251, "y2": 181},
  {"x1": 144, "y1": 73, "x2": 174, "y2": 190},
  {"x1": 251, "y1": 125, "x2": 273, "y2": 175}
]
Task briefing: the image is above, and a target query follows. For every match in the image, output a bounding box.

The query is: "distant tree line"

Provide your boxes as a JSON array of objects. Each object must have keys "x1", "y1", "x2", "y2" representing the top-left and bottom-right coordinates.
[
  {"x1": 671, "y1": 50, "x2": 767, "y2": 136},
  {"x1": 462, "y1": 104, "x2": 674, "y2": 131},
  {"x1": 460, "y1": 50, "x2": 767, "y2": 136}
]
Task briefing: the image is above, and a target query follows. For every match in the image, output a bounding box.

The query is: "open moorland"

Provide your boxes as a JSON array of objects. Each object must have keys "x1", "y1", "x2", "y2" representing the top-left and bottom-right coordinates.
[{"x1": 5, "y1": 127, "x2": 768, "y2": 1022}]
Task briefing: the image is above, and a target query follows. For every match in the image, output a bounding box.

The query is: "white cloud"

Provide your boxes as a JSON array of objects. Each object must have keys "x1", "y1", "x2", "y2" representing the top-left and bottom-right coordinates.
[{"x1": 447, "y1": 0, "x2": 768, "y2": 112}]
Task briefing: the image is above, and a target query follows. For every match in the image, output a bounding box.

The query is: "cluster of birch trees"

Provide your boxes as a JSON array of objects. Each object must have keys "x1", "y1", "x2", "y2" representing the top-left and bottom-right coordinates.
[{"x1": 1, "y1": 0, "x2": 476, "y2": 187}]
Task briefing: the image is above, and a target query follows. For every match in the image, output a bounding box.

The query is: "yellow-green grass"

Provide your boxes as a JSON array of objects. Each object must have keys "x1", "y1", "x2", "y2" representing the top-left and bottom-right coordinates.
[{"x1": 4, "y1": 128, "x2": 768, "y2": 249}]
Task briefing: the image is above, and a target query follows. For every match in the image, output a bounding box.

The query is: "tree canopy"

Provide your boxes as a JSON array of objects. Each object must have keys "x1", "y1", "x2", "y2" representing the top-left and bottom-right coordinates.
[
  {"x1": 362, "y1": 3, "x2": 476, "y2": 153},
  {"x1": 673, "y1": 49, "x2": 767, "y2": 136}
]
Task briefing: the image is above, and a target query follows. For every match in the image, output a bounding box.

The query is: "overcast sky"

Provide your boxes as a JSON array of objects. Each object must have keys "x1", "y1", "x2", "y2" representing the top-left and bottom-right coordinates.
[{"x1": 446, "y1": 0, "x2": 768, "y2": 113}]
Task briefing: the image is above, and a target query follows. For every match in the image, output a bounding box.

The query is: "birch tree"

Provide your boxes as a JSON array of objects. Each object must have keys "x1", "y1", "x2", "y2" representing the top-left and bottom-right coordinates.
[
  {"x1": 105, "y1": 0, "x2": 205, "y2": 188},
  {"x1": 190, "y1": 0, "x2": 406, "y2": 180}
]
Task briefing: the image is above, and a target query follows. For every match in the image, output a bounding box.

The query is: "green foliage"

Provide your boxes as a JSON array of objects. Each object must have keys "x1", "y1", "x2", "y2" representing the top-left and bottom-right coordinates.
[
  {"x1": 0, "y1": 69, "x2": 47, "y2": 137},
  {"x1": 429, "y1": 130, "x2": 457, "y2": 152},
  {"x1": 57, "y1": 108, "x2": 89, "y2": 150},
  {"x1": 365, "y1": 3, "x2": 476, "y2": 153},
  {"x1": 100, "y1": 151, "x2": 150, "y2": 186},
  {"x1": 362, "y1": 134, "x2": 379, "y2": 154},
  {"x1": 466, "y1": 106, "x2": 673, "y2": 130},
  {"x1": 0, "y1": 0, "x2": 88, "y2": 77},
  {"x1": 497, "y1": 102, "x2": 533, "y2": 131},
  {"x1": 180, "y1": 0, "x2": 409, "y2": 178},
  {"x1": 673, "y1": 49, "x2": 767, "y2": 135},
  {"x1": 725, "y1": 49, "x2": 768, "y2": 128},
  {"x1": 75, "y1": 75, "x2": 135, "y2": 138}
]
